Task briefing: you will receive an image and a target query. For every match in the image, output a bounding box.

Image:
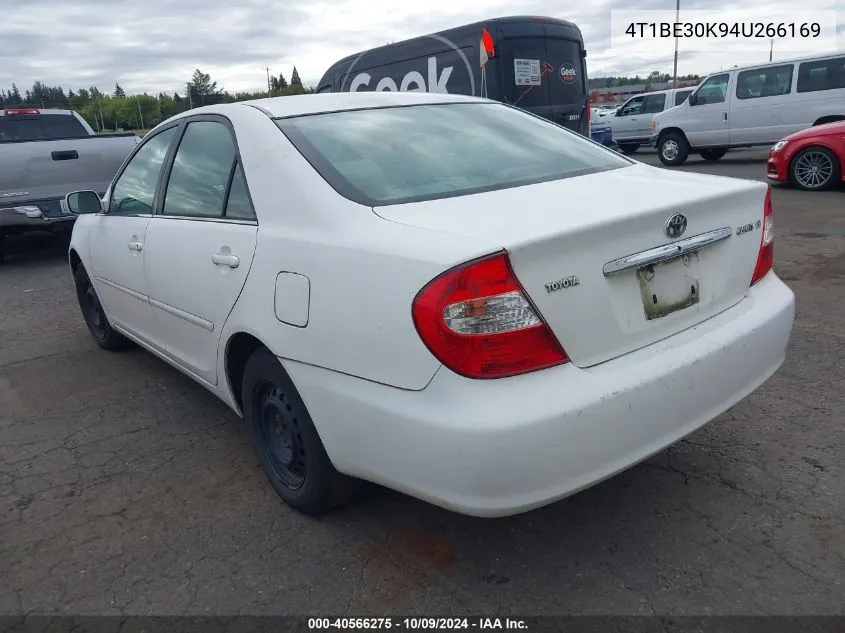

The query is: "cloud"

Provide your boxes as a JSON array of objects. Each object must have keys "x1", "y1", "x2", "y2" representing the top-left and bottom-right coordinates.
[{"x1": 0, "y1": 0, "x2": 841, "y2": 95}]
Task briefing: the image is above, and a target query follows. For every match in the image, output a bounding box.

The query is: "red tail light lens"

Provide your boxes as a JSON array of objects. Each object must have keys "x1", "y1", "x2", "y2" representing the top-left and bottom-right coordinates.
[
  {"x1": 411, "y1": 252, "x2": 569, "y2": 379},
  {"x1": 751, "y1": 186, "x2": 774, "y2": 285},
  {"x1": 4, "y1": 108, "x2": 40, "y2": 115}
]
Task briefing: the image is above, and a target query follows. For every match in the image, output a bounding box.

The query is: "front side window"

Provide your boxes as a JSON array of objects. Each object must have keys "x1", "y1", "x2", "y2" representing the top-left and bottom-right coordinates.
[
  {"x1": 693, "y1": 74, "x2": 729, "y2": 105},
  {"x1": 163, "y1": 121, "x2": 236, "y2": 218},
  {"x1": 109, "y1": 127, "x2": 177, "y2": 215},
  {"x1": 276, "y1": 102, "x2": 630, "y2": 207},
  {"x1": 736, "y1": 65, "x2": 793, "y2": 99},
  {"x1": 618, "y1": 97, "x2": 644, "y2": 116}
]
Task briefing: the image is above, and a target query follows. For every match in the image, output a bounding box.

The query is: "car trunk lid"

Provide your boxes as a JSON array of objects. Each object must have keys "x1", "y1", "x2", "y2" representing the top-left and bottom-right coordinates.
[{"x1": 374, "y1": 163, "x2": 768, "y2": 368}]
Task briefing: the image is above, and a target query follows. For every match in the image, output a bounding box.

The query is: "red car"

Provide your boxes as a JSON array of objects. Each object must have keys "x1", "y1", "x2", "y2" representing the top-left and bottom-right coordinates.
[{"x1": 767, "y1": 120, "x2": 845, "y2": 191}]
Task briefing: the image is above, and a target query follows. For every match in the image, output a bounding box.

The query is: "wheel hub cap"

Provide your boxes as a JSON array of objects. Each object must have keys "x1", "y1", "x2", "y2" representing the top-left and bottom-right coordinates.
[{"x1": 663, "y1": 141, "x2": 679, "y2": 160}]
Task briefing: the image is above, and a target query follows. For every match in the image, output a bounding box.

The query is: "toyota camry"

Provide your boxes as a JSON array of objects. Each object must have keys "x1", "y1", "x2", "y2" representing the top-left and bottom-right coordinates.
[{"x1": 64, "y1": 92, "x2": 795, "y2": 518}]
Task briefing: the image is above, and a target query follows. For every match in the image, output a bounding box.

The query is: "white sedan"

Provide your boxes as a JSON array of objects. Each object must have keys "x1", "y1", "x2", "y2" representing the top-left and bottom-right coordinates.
[{"x1": 65, "y1": 91, "x2": 795, "y2": 518}]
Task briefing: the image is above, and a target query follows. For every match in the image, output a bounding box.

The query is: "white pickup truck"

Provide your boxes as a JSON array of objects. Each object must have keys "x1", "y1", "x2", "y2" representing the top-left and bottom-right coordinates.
[{"x1": 0, "y1": 107, "x2": 139, "y2": 263}]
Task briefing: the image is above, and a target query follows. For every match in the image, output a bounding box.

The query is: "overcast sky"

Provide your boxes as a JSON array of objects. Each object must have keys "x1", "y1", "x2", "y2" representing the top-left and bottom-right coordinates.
[{"x1": 1, "y1": 0, "x2": 842, "y2": 95}]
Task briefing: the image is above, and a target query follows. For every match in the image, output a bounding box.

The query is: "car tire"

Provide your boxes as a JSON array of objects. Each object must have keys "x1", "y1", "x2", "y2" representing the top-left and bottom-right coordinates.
[
  {"x1": 619, "y1": 144, "x2": 639, "y2": 155},
  {"x1": 242, "y1": 347, "x2": 361, "y2": 515},
  {"x1": 658, "y1": 132, "x2": 690, "y2": 166},
  {"x1": 789, "y1": 146, "x2": 841, "y2": 191},
  {"x1": 699, "y1": 148, "x2": 727, "y2": 161},
  {"x1": 73, "y1": 265, "x2": 133, "y2": 350}
]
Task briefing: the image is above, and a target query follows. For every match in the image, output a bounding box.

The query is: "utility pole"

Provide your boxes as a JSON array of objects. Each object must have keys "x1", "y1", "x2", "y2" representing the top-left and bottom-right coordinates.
[
  {"x1": 136, "y1": 97, "x2": 144, "y2": 130},
  {"x1": 672, "y1": 0, "x2": 680, "y2": 88},
  {"x1": 265, "y1": 66, "x2": 272, "y2": 96},
  {"x1": 187, "y1": 82, "x2": 193, "y2": 109},
  {"x1": 97, "y1": 98, "x2": 105, "y2": 132},
  {"x1": 769, "y1": 38, "x2": 774, "y2": 61}
]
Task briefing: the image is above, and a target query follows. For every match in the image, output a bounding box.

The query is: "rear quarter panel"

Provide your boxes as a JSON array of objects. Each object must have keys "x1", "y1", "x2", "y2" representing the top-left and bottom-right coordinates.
[{"x1": 216, "y1": 106, "x2": 494, "y2": 395}]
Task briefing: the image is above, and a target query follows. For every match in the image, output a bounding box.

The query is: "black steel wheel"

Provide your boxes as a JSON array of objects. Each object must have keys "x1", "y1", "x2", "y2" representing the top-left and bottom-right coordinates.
[
  {"x1": 253, "y1": 383, "x2": 307, "y2": 490},
  {"x1": 73, "y1": 265, "x2": 132, "y2": 350},
  {"x1": 241, "y1": 347, "x2": 360, "y2": 514}
]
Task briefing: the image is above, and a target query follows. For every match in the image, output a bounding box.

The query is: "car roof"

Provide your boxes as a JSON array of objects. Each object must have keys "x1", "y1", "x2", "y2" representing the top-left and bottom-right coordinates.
[
  {"x1": 0, "y1": 108, "x2": 73, "y2": 116},
  {"x1": 702, "y1": 52, "x2": 843, "y2": 78},
  {"x1": 214, "y1": 91, "x2": 489, "y2": 119},
  {"x1": 323, "y1": 15, "x2": 581, "y2": 70}
]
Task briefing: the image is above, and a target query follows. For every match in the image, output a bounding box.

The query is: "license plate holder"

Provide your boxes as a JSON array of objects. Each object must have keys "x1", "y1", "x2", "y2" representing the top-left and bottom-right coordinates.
[{"x1": 636, "y1": 251, "x2": 700, "y2": 320}]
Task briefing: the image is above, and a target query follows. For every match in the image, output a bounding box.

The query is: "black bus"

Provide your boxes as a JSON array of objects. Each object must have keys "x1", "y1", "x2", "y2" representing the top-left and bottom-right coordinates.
[{"x1": 315, "y1": 15, "x2": 590, "y2": 136}]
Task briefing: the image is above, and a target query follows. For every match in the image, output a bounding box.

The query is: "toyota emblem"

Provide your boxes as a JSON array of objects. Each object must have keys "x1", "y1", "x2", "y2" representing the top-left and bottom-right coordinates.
[{"x1": 665, "y1": 213, "x2": 688, "y2": 238}]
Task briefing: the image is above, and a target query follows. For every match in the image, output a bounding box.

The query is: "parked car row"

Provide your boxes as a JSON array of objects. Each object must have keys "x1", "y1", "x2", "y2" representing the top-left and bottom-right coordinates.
[{"x1": 650, "y1": 52, "x2": 844, "y2": 173}]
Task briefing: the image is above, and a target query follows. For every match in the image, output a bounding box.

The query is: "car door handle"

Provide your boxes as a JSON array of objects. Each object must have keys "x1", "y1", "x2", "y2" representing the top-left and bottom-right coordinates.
[
  {"x1": 127, "y1": 240, "x2": 143, "y2": 251},
  {"x1": 51, "y1": 150, "x2": 79, "y2": 161},
  {"x1": 211, "y1": 251, "x2": 239, "y2": 268}
]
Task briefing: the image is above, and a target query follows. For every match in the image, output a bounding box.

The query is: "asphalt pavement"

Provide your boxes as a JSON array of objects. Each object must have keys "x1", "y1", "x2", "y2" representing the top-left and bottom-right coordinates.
[{"x1": 1, "y1": 148, "x2": 843, "y2": 617}]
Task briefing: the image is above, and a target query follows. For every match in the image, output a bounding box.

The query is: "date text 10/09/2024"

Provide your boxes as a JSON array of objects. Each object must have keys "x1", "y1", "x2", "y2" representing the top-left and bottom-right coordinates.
[
  {"x1": 624, "y1": 21, "x2": 821, "y2": 38},
  {"x1": 308, "y1": 618, "x2": 528, "y2": 630}
]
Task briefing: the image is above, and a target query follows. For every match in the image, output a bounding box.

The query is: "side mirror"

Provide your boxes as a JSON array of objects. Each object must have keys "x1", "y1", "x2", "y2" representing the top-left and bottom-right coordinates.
[
  {"x1": 688, "y1": 93, "x2": 698, "y2": 106},
  {"x1": 65, "y1": 190, "x2": 102, "y2": 215}
]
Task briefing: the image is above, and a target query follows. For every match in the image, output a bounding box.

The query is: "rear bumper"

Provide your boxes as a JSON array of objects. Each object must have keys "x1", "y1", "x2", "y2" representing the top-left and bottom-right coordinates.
[
  {"x1": 0, "y1": 200, "x2": 76, "y2": 231},
  {"x1": 284, "y1": 272, "x2": 795, "y2": 517}
]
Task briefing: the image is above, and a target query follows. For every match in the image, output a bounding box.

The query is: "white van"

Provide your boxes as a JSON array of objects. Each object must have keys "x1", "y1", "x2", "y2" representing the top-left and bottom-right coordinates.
[
  {"x1": 608, "y1": 88, "x2": 696, "y2": 154},
  {"x1": 650, "y1": 53, "x2": 845, "y2": 166}
]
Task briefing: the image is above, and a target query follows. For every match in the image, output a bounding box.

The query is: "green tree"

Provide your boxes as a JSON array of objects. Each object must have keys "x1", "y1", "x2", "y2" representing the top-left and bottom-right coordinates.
[
  {"x1": 114, "y1": 83, "x2": 126, "y2": 98},
  {"x1": 189, "y1": 69, "x2": 223, "y2": 105},
  {"x1": 290, "y1": 66, "x2": 302, "y2": 88},
  {"x1": 9, "y1": 84, "x2": 22, "y2": 105}
]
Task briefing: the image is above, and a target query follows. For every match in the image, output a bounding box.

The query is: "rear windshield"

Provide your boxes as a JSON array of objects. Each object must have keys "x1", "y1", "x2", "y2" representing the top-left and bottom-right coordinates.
[
  {"x1": 0, "y1": 114, "x2": 88, "y2": 142},
  {"x1": 275, "y1": 102, "x2": 628, "y2": 206}
]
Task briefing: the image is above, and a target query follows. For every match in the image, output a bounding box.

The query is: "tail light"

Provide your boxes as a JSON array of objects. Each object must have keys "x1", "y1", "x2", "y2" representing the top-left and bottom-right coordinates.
[
  {"x1": 751, "y1": 186, "x2": 774, "y2": 285},
  {"x1": 411, "y1": 252, "x2": 569, "y2": 379},
  {"x1": 4, "y1": 108, "x2": 40, "y2": 115}
]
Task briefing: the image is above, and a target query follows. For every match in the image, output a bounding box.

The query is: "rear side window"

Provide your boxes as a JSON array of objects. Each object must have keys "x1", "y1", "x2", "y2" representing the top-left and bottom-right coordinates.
[
  {"x1": 163, "y1": 121, "x2": 236, "y2": 218},
  {"x1": 224, "y1": 162, "x2": 256, "y2": 221},
  {"x1": 276, "y1": 102, "x2": 629, "y2": 207},
  {"x1": 797, "y1": 56, "x2": 845, "y2": 93},
  {"x1": 0, "y1": 114, "x2": 87, "y2": 142},
  {"x1": 642, "y1": 94, "x2": 666, "y2": 114},
  {"x1": 674, "y1": 90, "x2": 692, "y2": 106},
  {"x1": 736, "y1": 64, "x2": 794, "y2": 99}
]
